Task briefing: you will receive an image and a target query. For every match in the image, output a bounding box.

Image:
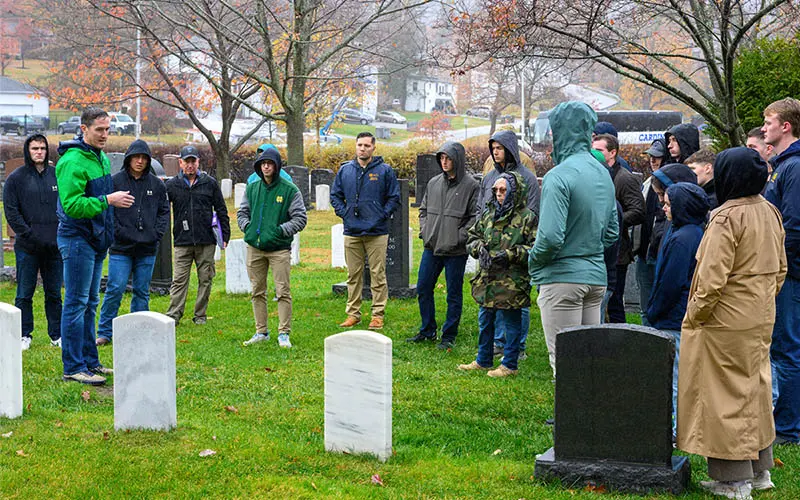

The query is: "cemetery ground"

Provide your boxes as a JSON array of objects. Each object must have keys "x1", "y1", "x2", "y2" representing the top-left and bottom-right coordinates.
[{"x1": 1, "y1": 201, "x2": 798, "y2": 498}]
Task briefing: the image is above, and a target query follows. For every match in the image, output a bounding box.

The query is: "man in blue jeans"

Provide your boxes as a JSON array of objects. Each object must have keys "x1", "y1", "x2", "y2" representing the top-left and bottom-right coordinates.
[
  {"x1": 96, "y1": 139, "x2": 170, "y2": 345},
  {"x1": 56, "y1": 108, "x2": 134, "y2": 385},
  {"x1": 406, "y1": 141, "x2": 478, "y2": 349},
  {"x1": 3, "y1": 134, "x2": 62, "y2": 350},
  {"x1": 763, "y1": 98, "x2": 800, "y2": 445}
]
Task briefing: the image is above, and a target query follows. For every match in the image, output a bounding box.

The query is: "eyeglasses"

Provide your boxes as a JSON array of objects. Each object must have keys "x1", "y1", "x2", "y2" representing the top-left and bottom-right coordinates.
[{"x1": 491, "y1": 187, "x2": 507, "y2": 194}]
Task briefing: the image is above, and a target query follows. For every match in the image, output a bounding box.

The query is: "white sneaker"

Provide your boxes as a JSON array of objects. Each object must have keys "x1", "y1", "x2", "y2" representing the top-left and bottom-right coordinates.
[
  {"x1": 243, "y1": 333, "x2": 269, "y2": 346},
  {"x1": 51, "y1": 338, "x2": 62, "y2": 348},
  {"x1": 21, "y1": 337, "x2": 31, "y2": 351},
  {"x1": 699, "y1": 480, "x2": 752, "y2": 499},
  {"x1": 750, "y1": 470, "x2": 774, "y2": 491},
  {"x1": 278, "y1": 333, "x2": 292, "y2": 348}
]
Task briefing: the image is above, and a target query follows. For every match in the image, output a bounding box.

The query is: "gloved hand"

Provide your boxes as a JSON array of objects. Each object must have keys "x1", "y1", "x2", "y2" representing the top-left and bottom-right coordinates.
[
  {"x1": 479, "y1": 246, "x2": 492, "y2": 270},
  {"x1": 491, "y1": 251, "x2": 509, "y2": 268}
]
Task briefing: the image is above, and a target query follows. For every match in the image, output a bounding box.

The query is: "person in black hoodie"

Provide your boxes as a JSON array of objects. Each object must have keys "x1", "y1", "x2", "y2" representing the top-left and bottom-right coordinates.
[
  {"x1": 96, "y1": 140, "x2": 170, "y2": 344},
  {"x1": 164, "y1": 145, "x2": 231, "y2": 325},
  {"x1": 3, "y1": 134, "x2": 62, "y2": 350},
  {"x1": 686, "y1": 148, "x2": 718, "y2": 210},
  {"x1": 664, "y1": 123, "x2": 700, "y2": 164}
]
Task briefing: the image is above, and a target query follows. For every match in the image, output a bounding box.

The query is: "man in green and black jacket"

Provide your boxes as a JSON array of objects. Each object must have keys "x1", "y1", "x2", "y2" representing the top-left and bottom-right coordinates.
[{"x1": 238, "y1": 147, "x2": 307, "y2": 348}]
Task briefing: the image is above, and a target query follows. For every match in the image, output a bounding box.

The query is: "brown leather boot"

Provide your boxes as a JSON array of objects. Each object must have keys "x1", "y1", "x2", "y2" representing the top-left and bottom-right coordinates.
[
  {"x1": 368, "y1": 317, "x2": 384, "y2": 330},
  {"x1": 338, "y1": 316, "x2": 360, "y2": 328}
]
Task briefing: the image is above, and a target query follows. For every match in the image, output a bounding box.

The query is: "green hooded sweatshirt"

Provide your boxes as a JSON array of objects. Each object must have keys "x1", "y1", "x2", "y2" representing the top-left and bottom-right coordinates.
[{"x1": 528, "y1": 101, "x2": 619, "y2": 286}]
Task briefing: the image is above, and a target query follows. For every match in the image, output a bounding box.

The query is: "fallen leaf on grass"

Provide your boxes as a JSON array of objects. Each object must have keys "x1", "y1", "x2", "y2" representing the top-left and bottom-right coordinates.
[
  {"x1": 179, "y1": 339, "x2": 191, "y2": 344},
  {"x1": 26, "y1": 403, "x2": 31, "y2": 411},
  {"x1": 212, "y1": 435, "x2": 217, "y2": 441},
  {"x1": 224, "y1": 405, "x2": 238, "y2": 413},
  {"x1": 198, "y1": 449, "x2": 216, "y2": 457},
  {"x1": 103, "y1": 431, "x2": 109, "y2": 440},
  {"x1": 81, "y1": 391, "x2": 91, "y2": 402},
  {"x1": 1, "y1": 431, "x2": 12, "y2": 438},
  {"x1": 492, "y1": 449, "x2": 502, "y2": 455},
  {"x1": 54, "y1": 421, "x2": 63, "y2": 428},
  {"x1": 584, "y1": 482, "x2": 606, "y2": 493},
  {"x1": 774, "y1": 457, "x2": 784, "y2": 468},
  {"x1": 311, "y1": 482, "x2": 317, "y2": 490},
  {"x1": 371, "y1": 474, "x2": 384, "y2": 486},
  {"x1": 264, "y1": 367, "x2": 274, "y2": 373},
  {"x1": 16, "y1": 449, "x2": 28, "y2": 457}
]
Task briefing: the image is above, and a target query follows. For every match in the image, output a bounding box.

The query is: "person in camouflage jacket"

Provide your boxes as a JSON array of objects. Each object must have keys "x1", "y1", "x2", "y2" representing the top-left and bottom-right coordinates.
[{"x1": 458, "y1": 171, "x2": 536, "y2": 377}]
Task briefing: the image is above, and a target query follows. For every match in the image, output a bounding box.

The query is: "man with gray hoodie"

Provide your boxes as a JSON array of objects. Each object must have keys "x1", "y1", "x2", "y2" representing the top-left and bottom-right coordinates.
[{"x1": 407, "y1": 141, "x2": 479, "y2": 349}]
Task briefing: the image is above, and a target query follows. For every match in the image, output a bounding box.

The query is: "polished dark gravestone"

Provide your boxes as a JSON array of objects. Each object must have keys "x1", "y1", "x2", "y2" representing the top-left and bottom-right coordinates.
[
  {"x1": 284, "y1": 165, "x2": 310, "y2": 209},
  {"x1": 332, "y1": 178, "x2": 416, "y2": 299},
  {"x1": 411, "y1": 154, "x2": 440, "y2": 207},
  {"x1": 535, "y1": 324, "x2": 690, "y2": 495},
  {"x1": 310, "y1": 168, "x2": 335, "y2": 204}
]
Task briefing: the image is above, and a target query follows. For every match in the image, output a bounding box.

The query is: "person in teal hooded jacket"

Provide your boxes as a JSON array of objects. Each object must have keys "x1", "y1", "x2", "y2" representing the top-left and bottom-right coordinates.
[{"x1": 529, "y1": 101, "x2": 619, "y2": 380}]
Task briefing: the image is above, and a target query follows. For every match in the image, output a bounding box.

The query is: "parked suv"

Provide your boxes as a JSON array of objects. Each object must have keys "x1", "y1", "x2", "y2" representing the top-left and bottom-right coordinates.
[
  {"x1": 338, "y1": 108, "x2": 373, "y2": 125},
  {"x1": 465, "y1": 106, "x2": 492, "y2": 118},
  {"x1": 108, "y1": 112, "x2": 138, "y2": 135},
  {"x1": 57, "y1": 116, "x2": 82, "y2": 135},
  {"x1": 0, "y1": 115, "x2": 45, "y2": 135}
]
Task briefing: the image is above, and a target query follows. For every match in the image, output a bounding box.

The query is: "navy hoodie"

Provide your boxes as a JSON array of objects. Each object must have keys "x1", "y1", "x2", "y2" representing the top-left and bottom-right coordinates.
[
  {"x1": 3, "y1": 134, "x2": 60, "y2": 257},
  {"x1": 110, "y1": 140, "x2": 170, "y2": 256},
  {"x1": 648, "y1": 163, "x2": 697, "y2": 261},
  {"x1": 645, "y1": 182, "x2": 710, "y2": 330},
  {"x1": 765, "y1": 139, "x2": 800, "y2": 279}
]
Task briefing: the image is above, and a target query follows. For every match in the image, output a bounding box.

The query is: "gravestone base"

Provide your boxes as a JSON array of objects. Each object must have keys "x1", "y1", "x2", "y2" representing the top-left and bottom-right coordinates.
[
  {"x1": 535, "y1": 448, "x2": 690, "y2": 495},
  {"x1": 332, "y1": 282, "x2": 416, "y2": 299}
]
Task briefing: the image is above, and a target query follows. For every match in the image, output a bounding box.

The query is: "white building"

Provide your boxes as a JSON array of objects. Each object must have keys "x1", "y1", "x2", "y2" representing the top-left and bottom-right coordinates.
[
  {"x1": 0, "y1": 77, "x2": 49, "y2": 117},
  {"x1": 405, "y1": 77, "x2": 456, "y2": 114}
]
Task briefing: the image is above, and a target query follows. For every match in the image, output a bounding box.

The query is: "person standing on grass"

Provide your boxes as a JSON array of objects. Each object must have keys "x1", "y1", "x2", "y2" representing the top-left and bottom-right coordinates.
[
  {"x1": 56, "y1": 107, "x2": 134, "y2": 386},
  {"x1": 762, "y1": 97, "x2": 800, "y2": 447},
  {"x1": 459, "y1": 171, "x2": 536, "y2": 378},
  {"x1": 4, "y1": 134, "x2": 62, "y2": 351},
  {"x1": 96, "y1": 139, "x2": 170, "y2": 346},
  {"x1": 239, "y1": 147, "x2": 307, "y2": 348},
  {"x1": 406, "y1": 141, "x2": 479, "y2": 350},
  {"x1": 164, "y1": 145, "x2": 230, "y2": 326},
  {"x1": 247, "y1": 144, "x2": 294, "y2": 185},
  {"x1": 330, "y1": 132, "x2": 400, "y2": 331}
]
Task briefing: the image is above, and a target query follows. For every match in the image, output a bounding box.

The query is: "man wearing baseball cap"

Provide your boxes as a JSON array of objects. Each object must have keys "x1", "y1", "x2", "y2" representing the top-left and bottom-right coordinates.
[{"x1": 165, "y1": 145, "x2": 230, "y2": 325}]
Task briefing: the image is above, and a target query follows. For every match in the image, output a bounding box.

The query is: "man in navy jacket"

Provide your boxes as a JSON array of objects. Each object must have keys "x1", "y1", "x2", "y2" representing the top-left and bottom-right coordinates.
[{"x1": 330, "y1": 132, "x2": 400, "y2": 330}]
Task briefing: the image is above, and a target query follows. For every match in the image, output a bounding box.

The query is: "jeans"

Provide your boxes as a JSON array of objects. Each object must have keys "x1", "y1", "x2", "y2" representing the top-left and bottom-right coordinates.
[
  {"x1": 665, "y1": 329, "x2": 681, "y2": 438},
  {"x1": 15, "y1": 249, "x2": 62, "y2": 340},
  {"x1": 607, "y1": 263, "x2": 629, "y2": 323},
  {"x1": 477, "y1": 307, "x2": 522, "y2": 370},
  {"x1": 600, "y1": 289, "x2": 614, "y2": 324},
  {"x1": 58, "y1": 235, "x2": 105, "y2": 375},
  {"x1": 636, "y1": 257, "x2": 656, "y2": 326},
  {"x1": 97, "y1": 253, "x2": 158, "y2": 340},
  {"x1": 416, "y1": 250, "x2": 467, "y2": 342},
  {"x1": 494, "y1": 307, "x2": 530, "y2": 351},
  {"x1": 772, "y1": 275, "x2": 800, "y2": 443}
]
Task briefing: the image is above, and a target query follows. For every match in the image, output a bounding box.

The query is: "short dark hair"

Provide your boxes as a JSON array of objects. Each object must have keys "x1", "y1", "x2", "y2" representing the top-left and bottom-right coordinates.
[
  {"x1": 685, "y1": 148, "x2": 716, "y2": 166},
  {"x1": 356, "y1": 131, "x2": 375, "y2": 144},
  {"x1": 593, "y1": 133, "x2": 619, "y2": 152},
  {"x1": 81, "y1": 107, "x2": 109, "y2": 126},
  {"x1": 747, "y1": 127, "x2": 765, "y2": 140}
]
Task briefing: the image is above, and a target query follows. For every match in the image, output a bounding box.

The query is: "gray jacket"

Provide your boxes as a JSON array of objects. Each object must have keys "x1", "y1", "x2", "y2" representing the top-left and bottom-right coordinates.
[
  {"x1": 419, "y1": 141, "x2": 479, "y2": 256},
  {"x1": 478, "y1": 130, "x2": 541, "y2": 224}
]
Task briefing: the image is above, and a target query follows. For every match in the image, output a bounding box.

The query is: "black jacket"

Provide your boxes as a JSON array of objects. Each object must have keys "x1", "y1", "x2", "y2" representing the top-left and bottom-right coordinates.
[
  {"x1": 664, "y1": 123, "x2": 700, "y2": 164},
  {"x1": 702, "y1": 177, "x2": 719, "y2": 211},
  {"x1": 165, "y1": 171, "x2": 230, "y2": 247},
  {"x1": 611, "y1": 161, "x2": 645, "y2": 265},
  {"x1": 648, "y1": 163, "x2": 698, "y2": 261},
  {"x1": 110, "y1": 140, "x2": 171, "y2": 256},
  {"x1": 3, "y1": 134, "x2": 60, "y2": 258}
]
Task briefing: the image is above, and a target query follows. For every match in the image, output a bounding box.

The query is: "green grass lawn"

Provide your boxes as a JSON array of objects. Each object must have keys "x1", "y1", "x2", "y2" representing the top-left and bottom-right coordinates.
[{"x1": 1, "y1": 202, "x2": 797, "y2": 498}]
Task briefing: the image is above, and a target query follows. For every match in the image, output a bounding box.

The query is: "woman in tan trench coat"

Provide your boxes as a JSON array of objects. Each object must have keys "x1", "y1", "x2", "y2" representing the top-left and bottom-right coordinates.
[{"x1": 677, "y1": 147, "x2": 786, "y2": 500}]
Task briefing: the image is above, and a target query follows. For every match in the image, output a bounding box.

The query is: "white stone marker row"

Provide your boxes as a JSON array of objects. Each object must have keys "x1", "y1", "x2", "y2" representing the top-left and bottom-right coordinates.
[
  {"x1": 221, "y1": 178, "x2": 233, "y2": 199},
  {"x1": 234, "y1": 183, "x2": 246, "y2": 209},
  {"x1": 226, "y1": 236, "x2": 301, "y2": 295},
  {"x1": 315, "y1": 185, "x2": 331, "y2": 211},
  {"x1": 0, "y1": 303, "x2": 22, "y2": 419}
]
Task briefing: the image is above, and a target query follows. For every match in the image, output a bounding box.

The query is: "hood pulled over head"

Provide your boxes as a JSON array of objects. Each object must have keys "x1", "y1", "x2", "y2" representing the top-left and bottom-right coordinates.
[
  {"x1": 549, "y1": 101, "x2": 596, "y2": 165},
  {"x1": 665, "y1": 182, "x2": 710, "y2": 227},
  {"x1": 713, "y1": 147, "x2": 769, "y2": 205},
  {"x1": 664, "y1": 123, "x2": 700, "y2": 163},
  {"x1": 651, "y1": 162, "x2": 697, "y2": 189},
  {"x1": 254, "y1": 147, "x2": 283, "y2": 183},
  {"x1": 436, "y1": 141, "x2": 466, "y2": 182},
  {"x1": 123, "y1": 139, "x2": 153, "y2": 174},
  {"x1": 488, "y1": 130, "x2": 521, "y2": 171},
  {"x1": 23, "y1": 134, "x2": 49, "y2": 169}
]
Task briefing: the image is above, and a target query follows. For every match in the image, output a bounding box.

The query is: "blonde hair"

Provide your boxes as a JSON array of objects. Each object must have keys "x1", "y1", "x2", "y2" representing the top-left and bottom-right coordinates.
[{"x1": 764, "y1": 98, "x2": 800, "y2": 138}]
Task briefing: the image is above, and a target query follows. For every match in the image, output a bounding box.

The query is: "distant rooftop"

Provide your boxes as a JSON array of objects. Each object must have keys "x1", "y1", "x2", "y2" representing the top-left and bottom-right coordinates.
[{"x1": 0, "y1": 76, "x2": 41, "y2": 94}]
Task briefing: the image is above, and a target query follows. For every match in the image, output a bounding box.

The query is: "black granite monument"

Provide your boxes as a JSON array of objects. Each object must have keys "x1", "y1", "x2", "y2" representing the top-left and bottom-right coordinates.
[
  {"x1": 284, "y1": 165, "x2": 311, "y2": 209},
  {"x1": 534, "y1": 324, "x2": 690, "y2": 494},
  {"x1": 411, "y1": 154, "x2": 440, "y2": 207},
  {"x1": 332, "y1": 179, "x2": 416, "y2": 299},
  {"x1": 310, "y1": 168, "x2": 335, "y2": 203}
]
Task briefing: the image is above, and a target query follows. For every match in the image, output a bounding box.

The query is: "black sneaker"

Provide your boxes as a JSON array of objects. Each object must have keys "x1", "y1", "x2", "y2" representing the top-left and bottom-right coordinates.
[
  {"x1": 437, "y1": 340, "x2": 454, "y2": 350},
  {"x1": 89, "y1": 364, "x2": 114, "y2": 375},
  {"x1": 545, "y1": 417, "x2": 555, "y2": 426},
  {"x1": 405, "y1": 333, "x2": 436, "y2": 343}
]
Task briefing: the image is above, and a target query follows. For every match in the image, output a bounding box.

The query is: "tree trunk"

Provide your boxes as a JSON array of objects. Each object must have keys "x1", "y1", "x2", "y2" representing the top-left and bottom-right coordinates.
[
  {"x1": 285, "y1": 109, "x2": 306, "y2": 166},
  {"x1": 213, "y1": 143, "x2": 231, "y2": 181}
]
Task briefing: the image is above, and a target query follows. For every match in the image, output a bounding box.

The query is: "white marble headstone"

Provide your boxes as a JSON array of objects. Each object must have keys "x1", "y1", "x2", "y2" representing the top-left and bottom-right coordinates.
[
  {"x1": 331, "y1": 224, "x2": 346, "y2": 268},
  {"x1": 324, "y1": 330, "x2": 392, "y2": 462},
  {"x1": 315, "y1": 185, "x2": 331, "y2": 211},
  {"x1": 291, "y1": 233, "x2": 300, "y2": 266},
  {"x1": 0, "y1": 303, "x2": 22, "y2": 419},
  {"x1": 214, "y1": 246, "x2": 221, "y2": 262},
  {"x1": 221, "y1": 178, "x2": 233, "y2": 199},
  {"x1": 226, "y1": 239, "x2": 251, "y2": 294},
  {"x1": 113, "y1": 312, "x2": 176, "y2": 431},
  {"x1": 234, "y1": 183, "x2": 246, "y2": 209},
  {"x1": 465, "y1": 256, "x2": 478, "y2": 274}
]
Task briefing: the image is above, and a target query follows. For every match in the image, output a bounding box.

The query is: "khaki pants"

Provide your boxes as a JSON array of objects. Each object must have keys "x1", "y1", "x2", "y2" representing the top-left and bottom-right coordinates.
[
  {"x1": 344, "y1": 234, "x2": 389, "y2": 321},
  {"x1": 537, "y1": 283, "x2": 606, "y2": 378},
  {"x1": 166, "y1": 244, "x2": 216, "y2": 323},
  {"x1": 707, "y1": 445, "x2": 773, "y2": 481},
  {"x1": 246, "y1": 245, "x2": 292, "y2": 334}
]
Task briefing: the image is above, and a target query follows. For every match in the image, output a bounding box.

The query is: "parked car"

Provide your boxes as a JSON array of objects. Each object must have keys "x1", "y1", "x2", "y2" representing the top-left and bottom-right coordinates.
[
  {"x1": 57, "y1": 116, "x2": 81, "y2": 135},
  {"x1": 0, "y1": 115, "x2": 45, "y2": 135},
  {"x1": 391, "y1": 98, "x2": 401, "y2": 107},
  {"x1": 465, "y1": 106, "x2": 492, "y2": 118},
  {"x1": 338, "y1": 108, "x2": 373, "y2": 125},
  {"x1": 108, "y1": 112, "x2": 138, "y2": 135},
  {"x1": 375, "y1": 110, "x2": 407, "y2": 124},
  {"x1": 498, "y1": 114, "x2": 515, "y2": 124},
  {"x1": 515, "y1": 133, "x2": 534, "y2": 157}
]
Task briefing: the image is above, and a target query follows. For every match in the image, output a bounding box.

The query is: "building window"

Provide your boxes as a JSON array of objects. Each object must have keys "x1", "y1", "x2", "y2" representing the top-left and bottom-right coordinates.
[{"x1": 412, "y1": 82, "x2": 418, "y2": 92}]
